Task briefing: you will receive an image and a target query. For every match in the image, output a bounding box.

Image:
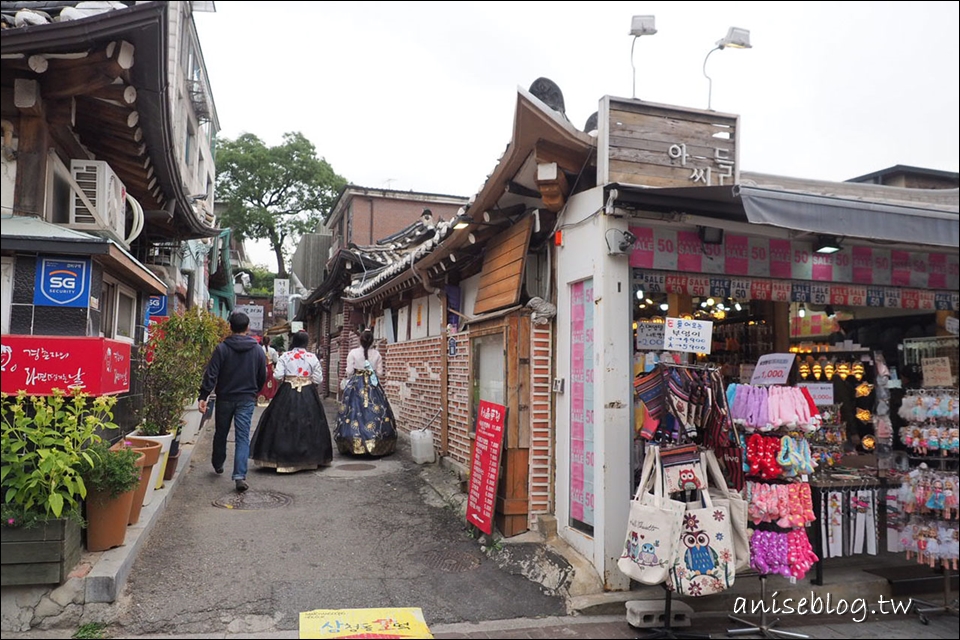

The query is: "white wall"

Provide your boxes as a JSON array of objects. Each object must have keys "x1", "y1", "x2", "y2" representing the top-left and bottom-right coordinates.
[
  {"x1": 461, "y1": 273, "x2": 480, "y2": 318},
  {"x1": 555, "y1": 184, "x2": 633, "y2": 591}
]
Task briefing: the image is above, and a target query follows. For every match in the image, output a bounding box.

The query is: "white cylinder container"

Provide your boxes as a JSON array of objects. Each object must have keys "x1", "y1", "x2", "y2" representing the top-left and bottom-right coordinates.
[{"x1": 410, "y1": 429, "x2": 436, "y2": 464}]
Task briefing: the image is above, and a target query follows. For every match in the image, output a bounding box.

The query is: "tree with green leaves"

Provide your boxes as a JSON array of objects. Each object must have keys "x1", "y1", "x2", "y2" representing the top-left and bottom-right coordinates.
[{"x1": 215, "y1": 132, "x2": 346, "y2": 278}]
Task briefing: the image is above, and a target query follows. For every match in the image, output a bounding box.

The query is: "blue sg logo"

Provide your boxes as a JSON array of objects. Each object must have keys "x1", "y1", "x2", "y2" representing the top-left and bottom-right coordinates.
[
  {"x1": 147, "y1": 294, "x2": 168, "y2": 317},
  {"x1": 34, "y1": 257, "x2": 91, "y2": 307}
]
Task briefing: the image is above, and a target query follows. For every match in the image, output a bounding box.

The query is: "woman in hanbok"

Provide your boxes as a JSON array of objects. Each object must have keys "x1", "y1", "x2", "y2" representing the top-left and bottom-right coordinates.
[
  {"x1": 335, "y1": 330, "x2": 397, "y2": 456},
  {"x1": 256, "y1": 335, "x2": 279, "y2": 407},
  {"x1": 251, "y1": 331, "x2": 332, "y2": 472}
]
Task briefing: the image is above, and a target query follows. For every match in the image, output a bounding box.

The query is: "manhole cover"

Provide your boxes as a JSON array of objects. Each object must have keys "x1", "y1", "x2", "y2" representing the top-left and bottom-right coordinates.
[
  {"x1": 336, "y1": 463, "x2": 377, "y2": 471},
  {"x1": 212, "y1": 490, "x2": 293, "y2": 510},
  {"x1": 421, "y1": 549, "x2": 481, "y2": 572}
]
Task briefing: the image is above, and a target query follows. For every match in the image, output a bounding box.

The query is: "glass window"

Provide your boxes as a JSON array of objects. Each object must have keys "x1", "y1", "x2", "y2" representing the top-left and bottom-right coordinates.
[
  {"x1": 116, "y1": 287, "x2": 136, "y2": 341},
  {"x1": 470, "y1": 332, "x2": 505, "y2": 434}
]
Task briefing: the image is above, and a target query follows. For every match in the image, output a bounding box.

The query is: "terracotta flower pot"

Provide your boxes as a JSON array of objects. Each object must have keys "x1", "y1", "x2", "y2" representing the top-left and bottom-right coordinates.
[
  {"x1": 114, "y1": 437, "x2": 162, "y2": 525},
  {"x1": 85, "y1": 451, "x2": 145, "y2": 552}
]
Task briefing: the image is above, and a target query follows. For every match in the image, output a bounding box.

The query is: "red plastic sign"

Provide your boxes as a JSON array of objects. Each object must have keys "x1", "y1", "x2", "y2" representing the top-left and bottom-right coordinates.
[
  {"x1": 465, "y1": 400, "x2": 507, "y2": 535},
  {"x1": 0, "y1": 336, "x2": 131, "y2": 396}
]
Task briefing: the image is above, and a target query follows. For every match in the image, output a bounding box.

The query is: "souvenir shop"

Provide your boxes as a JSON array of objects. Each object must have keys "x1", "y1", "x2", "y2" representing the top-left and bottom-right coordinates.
[
  {"x1": 551, "y1": 97, "x2": 958, "y2": 609},
  {"x1": 621, "y1": 235, "x2": 959, "y2": 629}
]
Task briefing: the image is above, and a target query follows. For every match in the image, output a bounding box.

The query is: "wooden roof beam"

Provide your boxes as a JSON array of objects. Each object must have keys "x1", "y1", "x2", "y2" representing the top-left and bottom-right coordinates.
[
  {"x1": 535, "y1": 162, "x2": 569, "y2": 214},
  {"x1": 40, "y1": 41, "x2": 134, "y2": 100}
]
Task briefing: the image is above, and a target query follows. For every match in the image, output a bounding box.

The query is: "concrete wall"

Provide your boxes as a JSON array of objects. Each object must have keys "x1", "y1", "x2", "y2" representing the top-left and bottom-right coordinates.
[{"x1": 555, "y1": 185, "x2": 633, "y2": 590}]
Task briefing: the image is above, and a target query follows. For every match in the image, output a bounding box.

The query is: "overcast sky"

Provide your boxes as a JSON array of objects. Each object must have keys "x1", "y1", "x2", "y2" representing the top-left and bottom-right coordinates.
[{"x1": 194, "y1": 1, "x2": 959, "y2": 268}]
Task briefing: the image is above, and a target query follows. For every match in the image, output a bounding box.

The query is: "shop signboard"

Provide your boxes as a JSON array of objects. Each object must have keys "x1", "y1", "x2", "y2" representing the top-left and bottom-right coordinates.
[
  {"x1": 235, "y1": 304, "x2": 264, "y2": 332},
  {"x1": 0, "y1": 335, "x2": 131, "y2": 396},
  {"x1": 147, "y1": 294, "x2": 168, "y2": 317},
  {"x1": 921, "y1": 357, "x2": 954, "y2": 388},
  {"x1": 629, "y1": 230, "x2": 959, "y2": 291},
  {"x1": 632, "y1": 269, "x2": 959, "y2": 312},
  {"x1": 33, "y1": 257, "x2": 91, "y2": 308},
  {"x1": 750, "y1": 353, "x2": 795, "y2": 386},
  {"x1": 465, "y1": 400, "x2": 506, "y2": 535}
]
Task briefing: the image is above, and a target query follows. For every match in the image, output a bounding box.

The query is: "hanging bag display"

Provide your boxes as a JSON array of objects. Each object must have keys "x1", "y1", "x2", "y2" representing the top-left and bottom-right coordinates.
[
  {"x1": 667, "y1": 474, "x2": 737, "y2": 596},
  {"x1": 618, "y1": 446, "x2": 686, "y2": 585},
  {"x1": 701, "y1": 449, "x2": 751, "y2": 572},
  {"x1": 660, "y1": 442, "x2": 706, "y2": 494}
]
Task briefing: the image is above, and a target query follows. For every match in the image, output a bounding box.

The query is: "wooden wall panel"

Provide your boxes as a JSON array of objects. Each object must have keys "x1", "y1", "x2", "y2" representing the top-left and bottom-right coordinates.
[{"x1": 473, "y1": 215, "x2": 534, "y2": 315}]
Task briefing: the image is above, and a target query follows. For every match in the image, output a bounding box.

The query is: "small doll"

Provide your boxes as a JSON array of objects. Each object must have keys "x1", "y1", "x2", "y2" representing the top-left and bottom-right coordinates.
[
  {"x1": 926, "y1": 479, "x2": 946, "y2": 511},
  {"x1": 945, "y1": 479, "x2": 958, "y2": 520}
]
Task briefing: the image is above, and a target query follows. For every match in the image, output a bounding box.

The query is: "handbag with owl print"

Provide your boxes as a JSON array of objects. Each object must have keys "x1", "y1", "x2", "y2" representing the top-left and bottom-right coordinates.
[
  {"x1": 666, "y1": 482, "x2": 737, "y2": 596},
  {"x1": 618, "y1": 446, "x2": 686, "y2": 585},
  {"x1": 660, "y1": 443, "x2": 706, "y2": 494}
]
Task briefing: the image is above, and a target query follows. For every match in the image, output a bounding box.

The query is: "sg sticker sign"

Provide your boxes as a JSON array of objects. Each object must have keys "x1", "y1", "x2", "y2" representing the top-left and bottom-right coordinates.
[{"x1": 34, "y1": 257, "x2": 91, "y2": 308}]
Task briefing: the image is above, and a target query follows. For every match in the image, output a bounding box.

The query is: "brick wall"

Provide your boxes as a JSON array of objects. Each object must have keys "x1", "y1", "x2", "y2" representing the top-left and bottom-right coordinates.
[
  {"x1": 349, "y1": 199, "x2": 463, "y2": 246},
  {"x1": 528, "y1": 322, "x2": 554, "y2": 526},
  {"x1": 381, "y1": 332, "x2": 472, "y2": 468}
]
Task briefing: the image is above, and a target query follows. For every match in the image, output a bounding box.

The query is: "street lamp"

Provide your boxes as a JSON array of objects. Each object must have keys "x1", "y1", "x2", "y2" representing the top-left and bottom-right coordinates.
[
  {"x1": 629, "y1": 15, "x2": 657, "y2": 99},
  {"x1": 702, "y1": 27, "x2": 752, "y2": 111}
]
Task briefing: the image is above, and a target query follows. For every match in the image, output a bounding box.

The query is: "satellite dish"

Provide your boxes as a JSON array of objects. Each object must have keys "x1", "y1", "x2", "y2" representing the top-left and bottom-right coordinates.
[
  {"x1": 529, "y1": 77, "x2": 566, "y2": 116},
  {"x1": 583, "y1": 112, "x2": 599, "y2": 133}
]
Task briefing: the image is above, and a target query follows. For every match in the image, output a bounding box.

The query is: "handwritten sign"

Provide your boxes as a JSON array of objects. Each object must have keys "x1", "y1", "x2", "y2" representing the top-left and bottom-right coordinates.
[
  {"x1": 798, "y1": 382, "x2": 835, "y2": 406},
  {"x1": 947, "y1": 316, "x2": 959, "y2": 336},
  {"x1": 0, "y1": 336, "x2": 131, "y2": 396},
  {"x1": 750, "y1": 353, "x2": 796, "y2": 386},
  {"x1": 466, "y1": 400, "x2": 507, "y2": 535},
  {"x1": 299, "y1": 608, "x2": 433, "y2": 639},
  {"x1": 235, "y1": 304, "x2": 264, "y2": 332},
  {"x1": 922, "y1": 357, "x2": 954, "y2": 388},
  {"x1": 664, "y1": 317, "x2": 713, "y2": 354},
  {"x1": 635, "y1": 321, "x2": 665, "y2": 350}
]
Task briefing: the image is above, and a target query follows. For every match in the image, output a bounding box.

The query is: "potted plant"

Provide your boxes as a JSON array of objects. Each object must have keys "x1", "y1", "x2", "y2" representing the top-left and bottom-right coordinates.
[
  {"x1": 1, "y1": 389, "x2": 120, "y2": 586},
  {"x1": 111, "y1": 436, "x2": 162, "y2": 525},
  {"x1": 135, "y1": 309, "x2": 228, "y2": 493},
  {"x1": 82, "y1": 441, "x2": 144, "y2": 552}
]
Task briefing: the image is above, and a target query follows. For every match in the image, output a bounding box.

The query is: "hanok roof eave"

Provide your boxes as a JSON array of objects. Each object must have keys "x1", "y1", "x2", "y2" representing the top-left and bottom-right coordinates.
[{"x1": 0, "y1": 1, "x2": 219, "y2": 240}]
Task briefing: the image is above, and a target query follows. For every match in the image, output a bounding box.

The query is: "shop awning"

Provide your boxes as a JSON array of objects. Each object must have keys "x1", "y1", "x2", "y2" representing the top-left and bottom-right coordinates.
[{"x1": 735, "y1": 185, "x2": 960, "y2": 249}]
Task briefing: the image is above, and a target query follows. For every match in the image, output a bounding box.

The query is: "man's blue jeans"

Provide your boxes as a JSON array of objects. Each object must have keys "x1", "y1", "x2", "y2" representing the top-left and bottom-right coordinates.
[{"x1": 211, "y1": 399, "x2": 255, "y2": 481}]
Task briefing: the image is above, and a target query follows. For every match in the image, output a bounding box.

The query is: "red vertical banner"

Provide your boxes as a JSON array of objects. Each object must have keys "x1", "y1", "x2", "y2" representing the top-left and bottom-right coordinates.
[
  {"x1": 465, "y1": 400, "x2": 507, "y2": 535},
  {"x1": 725, "y1": 235, "x2": 749, "y2": 275}
]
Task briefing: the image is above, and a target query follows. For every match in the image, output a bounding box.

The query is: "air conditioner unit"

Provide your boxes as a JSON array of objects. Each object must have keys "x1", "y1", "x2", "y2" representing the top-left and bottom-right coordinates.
[{"x1": 68, "y1": 159, "x2": 128, "y2": 247}]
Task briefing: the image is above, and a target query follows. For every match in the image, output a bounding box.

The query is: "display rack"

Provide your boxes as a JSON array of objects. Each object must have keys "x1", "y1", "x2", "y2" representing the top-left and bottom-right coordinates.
[{"x1": 728, "y1": 574, "x2": 810, "y2": 639}]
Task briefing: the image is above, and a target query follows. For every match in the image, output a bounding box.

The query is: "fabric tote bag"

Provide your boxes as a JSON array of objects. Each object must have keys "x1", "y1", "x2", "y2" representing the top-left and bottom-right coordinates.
[
  {"x1": 618, "y1": 446, "x2": 686, "y2": 585},
  {"x1": 701, "y1": 449, "x2": 750, "y2": 572},
  {"x1": 667, "y1": 475, "x2": 737, "y2": 596}
]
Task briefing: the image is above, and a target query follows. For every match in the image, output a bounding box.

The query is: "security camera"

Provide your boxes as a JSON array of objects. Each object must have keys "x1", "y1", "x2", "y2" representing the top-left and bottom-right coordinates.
[{"x1": 619, "y1": 230, "x2": 638, "y2": 252}]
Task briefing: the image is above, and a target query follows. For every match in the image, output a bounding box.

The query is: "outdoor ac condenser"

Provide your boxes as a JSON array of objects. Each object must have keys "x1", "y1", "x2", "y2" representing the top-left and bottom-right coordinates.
[{"x1": 68, "y1": 159, "x2": 128, "y2": 247}]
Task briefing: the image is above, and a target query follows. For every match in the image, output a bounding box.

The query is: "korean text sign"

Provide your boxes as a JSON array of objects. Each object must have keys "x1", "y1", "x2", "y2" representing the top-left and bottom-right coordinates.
[
  {"x1": 0, "y1": 336, "x2": 131, "y2": 396},
  {"x1": 465, "y1": 400, "x2": 507, "y2": 535},
  {"x1": 664, "y1": 317, "x2": 713, "y2": 354}
]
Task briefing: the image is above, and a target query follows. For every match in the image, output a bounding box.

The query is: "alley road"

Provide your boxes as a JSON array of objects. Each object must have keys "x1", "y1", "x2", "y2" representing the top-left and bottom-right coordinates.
[{"x1": 108, "y1": 400, "x2": 566, "y2": 636}]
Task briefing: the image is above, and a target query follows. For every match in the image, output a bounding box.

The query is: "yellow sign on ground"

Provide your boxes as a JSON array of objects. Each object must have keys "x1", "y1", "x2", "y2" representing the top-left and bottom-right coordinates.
[{"x1": 299, "y1": 607, "x2": 433, "y2": 639}]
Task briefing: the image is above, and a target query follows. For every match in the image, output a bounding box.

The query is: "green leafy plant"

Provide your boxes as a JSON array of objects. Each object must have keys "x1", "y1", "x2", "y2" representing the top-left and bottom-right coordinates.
[
  {"x1": 73, "y1": 621, "x2": 108, "y2": 639},
  {"x1": 137, "y1": 309, "x2": 228, "y2": 436},
  {"x1": 82, "y1": 441, "x2": 141, "y2": 501},
  {"x1": 1, "y1": 389, "x2": 119, "y2": 524}
]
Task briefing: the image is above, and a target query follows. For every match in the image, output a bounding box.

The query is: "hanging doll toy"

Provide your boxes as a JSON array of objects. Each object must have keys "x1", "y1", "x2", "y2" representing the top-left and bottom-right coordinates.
[{"x1": 926, "y1": 479, "x2": 947, "y2": 512}]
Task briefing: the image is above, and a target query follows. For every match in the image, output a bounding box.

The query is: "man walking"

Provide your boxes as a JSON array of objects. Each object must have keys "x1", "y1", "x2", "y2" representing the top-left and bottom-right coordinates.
[{"x1": 198, "y1": 312, "x2": 266, "y2": 492}]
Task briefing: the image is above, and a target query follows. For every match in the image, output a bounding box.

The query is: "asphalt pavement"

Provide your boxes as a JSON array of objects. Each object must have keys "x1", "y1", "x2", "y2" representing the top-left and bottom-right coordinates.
[{"x1": 3, "y1": 398, "x2": 958, "y2": 639}]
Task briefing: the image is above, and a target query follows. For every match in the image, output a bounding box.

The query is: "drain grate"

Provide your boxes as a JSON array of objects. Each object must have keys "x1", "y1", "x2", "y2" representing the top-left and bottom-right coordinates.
[
  {"x1": 336, "y1": 463, "x2": 377, "y2": 471},
  {"x1": 212, "y1": 490, "x2": 293, "y2": 510},
  {"x1": 420, "y1": 549, "x2": 481, "y2": 572}
]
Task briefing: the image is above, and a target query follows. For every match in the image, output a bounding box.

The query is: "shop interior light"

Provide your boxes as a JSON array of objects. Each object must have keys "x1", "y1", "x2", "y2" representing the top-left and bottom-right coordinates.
[
  {"x1": 798, "y1": 303, "x2": 807, "y2": 318},
  {"x1": 659, "y1": 302, "x2": 670, "y2": 311},
  {"x1": 636, "y1": 288, "x2": 645, "y2": 300},
  {"x1": 734, "y1": 302, "x2": 743, "y2": 311},
  {"x1": 814, "y1": 235, "x2": 842, "y2": 254}
]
